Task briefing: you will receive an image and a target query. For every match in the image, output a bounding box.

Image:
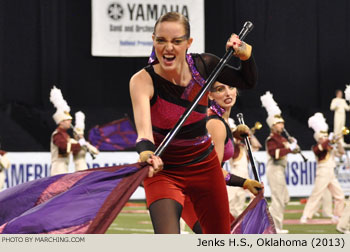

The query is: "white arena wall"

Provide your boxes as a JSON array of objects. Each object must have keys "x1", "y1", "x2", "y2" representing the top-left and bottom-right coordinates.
[{"x1": 2, "y1": 151, "x2": 350, "y2": 198}]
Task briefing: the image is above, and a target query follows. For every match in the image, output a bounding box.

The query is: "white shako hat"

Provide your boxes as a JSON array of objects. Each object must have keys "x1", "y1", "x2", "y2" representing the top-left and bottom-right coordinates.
[
  {"x1": 74, "y1": 111, "x2": 85, "y2": 135},
  {"x1": 50, "y1": 86, "x2": 72, "y2": 124},
  {"x1": 260, "y1": 91, "x2": 284, "y2": 128},
  {"x1": 308, "y1": 112, "x2": 329, "y2": 141},
  {"x1": 344, "y1": 84, "x2": 350, "y2": 101}
]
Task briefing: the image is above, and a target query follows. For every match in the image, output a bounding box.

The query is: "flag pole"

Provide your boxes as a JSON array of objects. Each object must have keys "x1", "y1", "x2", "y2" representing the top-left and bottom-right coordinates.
[
  {"x1": 236, "y1": 113, "x2": 260, "y2": 182},
  {"x1": 155, "y1": 21, "x2": 254, "y2": 157}
]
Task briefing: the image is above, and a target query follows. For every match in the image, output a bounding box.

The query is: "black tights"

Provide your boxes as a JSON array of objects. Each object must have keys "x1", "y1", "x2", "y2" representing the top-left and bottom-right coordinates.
[
  {"x1": 149, "y1": 198, "x2": 205, "y2": 234},
  {"x1": 149, "y1": 199, "x2": 183, "y2": 234},
  {"x1": 192, "y1": 221, "x2": 203, "y2": 234}
]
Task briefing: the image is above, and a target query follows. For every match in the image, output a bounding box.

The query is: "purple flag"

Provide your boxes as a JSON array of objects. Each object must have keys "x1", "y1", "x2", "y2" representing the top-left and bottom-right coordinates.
[
  {"x1": 0, "y1": 163, "x2": 148, "y2": 234},
  {"x1": 231, "y1": 191, "x2": 276, "y2": 234},
  {"x1": 88, "y1": 117, "x2": 137, "y2": 151}
]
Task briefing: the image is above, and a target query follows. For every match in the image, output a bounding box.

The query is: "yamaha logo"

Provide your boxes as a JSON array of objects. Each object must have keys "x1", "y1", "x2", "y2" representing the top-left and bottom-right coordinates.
[{"x1": 107, "y1": 3, "x2": 124, "y2": 21}]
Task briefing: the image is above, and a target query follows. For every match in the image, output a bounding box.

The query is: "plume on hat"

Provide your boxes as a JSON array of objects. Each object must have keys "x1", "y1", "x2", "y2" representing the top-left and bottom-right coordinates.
[
  {"x1": 308, "y1": 112, "x2": 328, "y2": 133},
  {"x1": 75, "y1": 111, "x2": 85, "y2": 131},
  {"x1": 49, "y1": 86, "x2": 70, "y2": 113},
  {"x1": 344, "y1": 84, "x2": 350, "y2": 101},
  {"x1": 260, "y1": 91, "x2": 281, "y2": 117}
]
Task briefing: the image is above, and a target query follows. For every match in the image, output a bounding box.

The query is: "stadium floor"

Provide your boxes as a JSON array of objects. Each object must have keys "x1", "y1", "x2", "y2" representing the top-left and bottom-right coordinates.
[{"x1": 106, "y1": 200, "x2": 342, "y2": 234}]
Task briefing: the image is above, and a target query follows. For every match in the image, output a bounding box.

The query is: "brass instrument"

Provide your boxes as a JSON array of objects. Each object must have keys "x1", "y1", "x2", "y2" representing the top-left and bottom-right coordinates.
[
  {"x1": 330, "y1": 126, "x2": 350, "y2": 144},
  {"x1": 250, "y1": 121, "x2": 262, "y2": 134}
]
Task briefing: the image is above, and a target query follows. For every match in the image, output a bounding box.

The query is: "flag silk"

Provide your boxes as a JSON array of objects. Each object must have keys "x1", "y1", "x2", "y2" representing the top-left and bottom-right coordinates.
[
  {"x1": 231, "y1": 190, "x2": 276, "y2": 234},
  {"x1": 88, "y1": 117, "x2": 137, "y2": 151},
  {"x1": 0, "y1": 163, "x2": 148, "y2": 234}
]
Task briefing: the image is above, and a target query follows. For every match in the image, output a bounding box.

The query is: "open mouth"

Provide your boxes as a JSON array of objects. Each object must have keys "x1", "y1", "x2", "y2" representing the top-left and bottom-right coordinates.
[
  {"x1": 163, "y1": 55, "x2": 176, "y2": 63},
  {"x1": 224, "y1": 98, "x2": 232, "y2": 104}
]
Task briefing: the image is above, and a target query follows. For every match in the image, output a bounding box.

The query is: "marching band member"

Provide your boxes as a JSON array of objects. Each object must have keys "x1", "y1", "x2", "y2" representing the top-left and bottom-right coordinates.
[
  {"x1": 300, "y1": 112, "x2": 345, "y2": 224},
  {"x1": 0, "y1": 150, "x2": 10, "y2": 190},
  {"x1": 49, "y1": 86, "x2": 84, "y2": 176},
  {"x1": 261, "y1": 91, "x2": 300, "y2": 234},
  {"x1": 73, "y1": 111, "x2": 99, "y2": 171},
  {"x1": 337, "y1": 199, "x2": 350, "y2": 234},
  {"x1": 330, "y1": 89, "x2": 350, "y2": 146}
]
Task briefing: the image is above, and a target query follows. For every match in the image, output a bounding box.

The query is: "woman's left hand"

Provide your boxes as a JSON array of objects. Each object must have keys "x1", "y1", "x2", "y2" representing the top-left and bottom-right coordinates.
[
  {"x1": 226, "y1": 33, "x2": 252, "y2": 61},
  {"x1": 233, "y1": 124, "x2": 250, "y2": 140}
]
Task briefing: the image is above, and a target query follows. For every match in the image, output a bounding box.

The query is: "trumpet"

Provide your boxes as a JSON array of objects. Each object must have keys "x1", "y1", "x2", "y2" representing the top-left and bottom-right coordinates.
[
  {"x1": 330, "y1": 126, "x2": 350, "y2": 144},
  {"x1": 250, "y1": 121, "x2": 262, "y2": 134},
  {"x1": 282, "y1": 128, "x2": 308, "y2": 162}
]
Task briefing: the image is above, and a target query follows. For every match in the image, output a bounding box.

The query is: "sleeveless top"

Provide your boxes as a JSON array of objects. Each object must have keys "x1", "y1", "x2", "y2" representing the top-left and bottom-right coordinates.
[
  {"x1": 145, "y1": 54, "x2": 210, "y2": 145},
  {"x1": 207, "y1": 110, "x2": 234, "y2": 165},
  {"x1": 144, "y1": 53, "x2": 257, "y2": 167}
]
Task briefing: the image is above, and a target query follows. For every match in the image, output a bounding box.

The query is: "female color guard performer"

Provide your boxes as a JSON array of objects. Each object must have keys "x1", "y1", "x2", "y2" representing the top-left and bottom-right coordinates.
[
  {"x1": 129, "y1": 12, "x2": 259, "y2": 233},
  {"x1": 181, "y1": 82, "x2": 262, "y2": 233}
]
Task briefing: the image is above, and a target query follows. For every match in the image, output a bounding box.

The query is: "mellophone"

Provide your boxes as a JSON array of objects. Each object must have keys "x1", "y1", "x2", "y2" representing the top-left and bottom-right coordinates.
[
  {"x1": 250, "y1": 121, "x2": 262, "y2": 134},
  {"x1": 330, "y1": 126, "x2": 350, "y2": 144},
  {"x1": 282, "y1": 128, "x2": 308, "y2": 162}
]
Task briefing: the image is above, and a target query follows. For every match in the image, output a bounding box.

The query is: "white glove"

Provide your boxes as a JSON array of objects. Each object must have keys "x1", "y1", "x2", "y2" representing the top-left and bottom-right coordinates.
[
  {"x1": 328, "y1": 132, "x2": 334, "y2": 141},
  {"x1": 78, "y1": 138, "x2": 87, "y2": 147},
  {"x1": 289, "y1": 141, "x2": 298, "y2": 151}
]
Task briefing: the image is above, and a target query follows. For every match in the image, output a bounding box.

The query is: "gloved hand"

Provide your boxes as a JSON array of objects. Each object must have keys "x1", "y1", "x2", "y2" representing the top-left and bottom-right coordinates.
[
  {"x1": 243, "y1": 179, "x2": 262, "y2": 195},
  {"x1": 289, "y1": 140, "x2": 298, "y2": 151},
  {"x1": 78, "y1": 138, "x2": 87, "y2": 147},
  {"x1": 138, "y1": 150, "x2": 154, "y2": 163},
  {"x1": 234, "y1": 42, "x2": 252, "y2": 61},
  {"x1": 226, "y1": 33, "x2": 252, "y2": 61},
  {"x1": 233, "y1": 124, "x2": 250, "y2": 140},
  {"x1": 328, "y1": 132, "x2": 334, "y2": 141}
]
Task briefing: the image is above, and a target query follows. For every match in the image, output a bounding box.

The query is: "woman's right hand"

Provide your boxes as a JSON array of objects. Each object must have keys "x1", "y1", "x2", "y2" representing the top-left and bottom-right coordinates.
[
  {"x1": 226, "y1": 33, "x2": 252, "y2": 61},
  {"x1": 146, "y1": 154, "x2": 163, "y2": 177}
]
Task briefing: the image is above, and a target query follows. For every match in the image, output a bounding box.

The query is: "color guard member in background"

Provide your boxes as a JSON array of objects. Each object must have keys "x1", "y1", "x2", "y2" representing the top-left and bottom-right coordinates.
[
  {"x1": 181, "y1": 82, "x2": 262, "y2": 233},
  {"x1": 226, "y1": 118, "x2": 262, "y2": 218}
]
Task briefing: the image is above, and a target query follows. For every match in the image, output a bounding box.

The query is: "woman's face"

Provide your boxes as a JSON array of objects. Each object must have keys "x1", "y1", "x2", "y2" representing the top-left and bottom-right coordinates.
[
  {"x1": 152, "y1": 21, "x2": 192, "y2": 71},
  {"x1": 209, "y1": 82, "x2": 237, "y2": 110}
]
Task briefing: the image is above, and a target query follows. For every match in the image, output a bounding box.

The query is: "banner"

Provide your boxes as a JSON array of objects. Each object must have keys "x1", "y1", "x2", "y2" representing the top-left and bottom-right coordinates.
[
  {"x1": 91, "y1": 0, "x2": 205, "y2": 56},
  {"x1": 2, "y1": 151, "x2": 350, "y2": 198}
]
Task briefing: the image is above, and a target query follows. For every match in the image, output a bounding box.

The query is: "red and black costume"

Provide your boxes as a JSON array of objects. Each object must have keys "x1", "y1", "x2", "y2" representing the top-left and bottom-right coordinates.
[
  {"x1": 180, "y1": 105, "x2": 236, "y2": 232},
  {"x1": 143, "y1": 53, "x2": 257, "y2": 234}
]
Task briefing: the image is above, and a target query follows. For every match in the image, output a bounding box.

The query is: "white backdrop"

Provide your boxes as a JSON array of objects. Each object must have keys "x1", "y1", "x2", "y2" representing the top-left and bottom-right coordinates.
[
  {"x1": 91, "y1": 0, "x2": 205, "y2": 57},
  {"x1": 2, "y1": 151, "x2": 350, "y2": 198}
]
